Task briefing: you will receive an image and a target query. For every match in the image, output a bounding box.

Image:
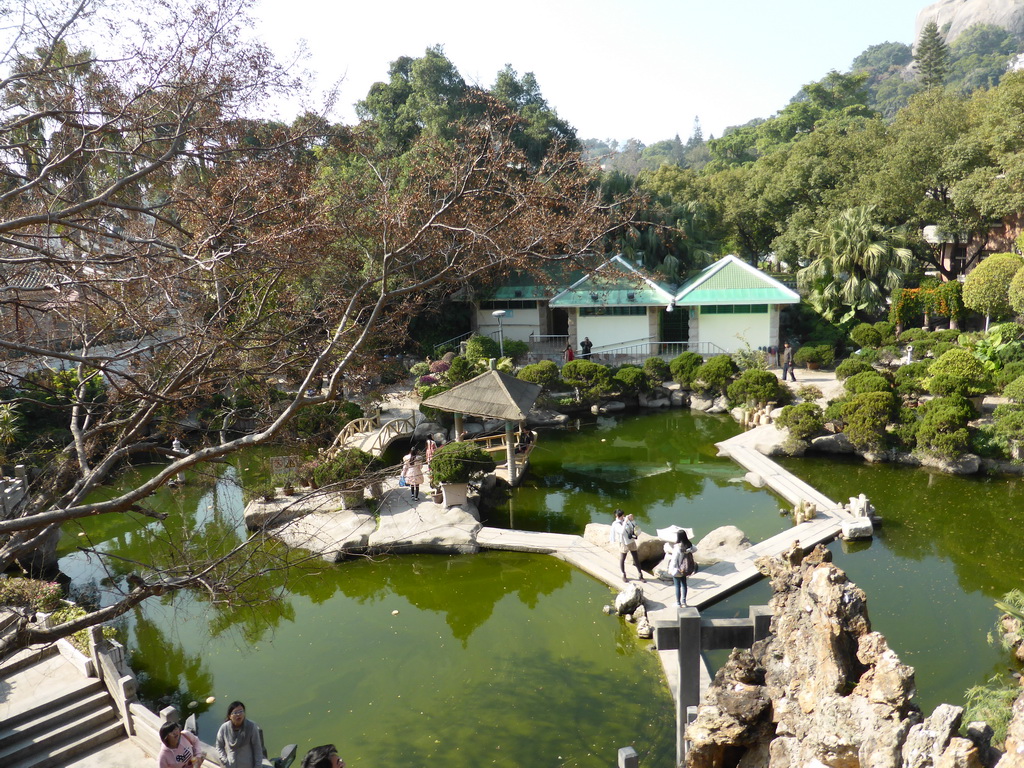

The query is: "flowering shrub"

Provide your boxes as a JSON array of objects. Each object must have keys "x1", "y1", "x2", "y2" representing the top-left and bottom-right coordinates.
[
  {"x1": 0, "y1": 578, "x2": 64, "y2": 612},
  {"x1": 429, "y1": 360, "x2": 451, "y2": 374}
]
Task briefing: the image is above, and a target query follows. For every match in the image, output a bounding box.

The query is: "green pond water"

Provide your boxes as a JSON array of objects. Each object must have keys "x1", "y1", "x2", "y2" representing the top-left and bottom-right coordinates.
[{"x1": 56, "y1": 409, "x2": 1024, "y2": 766}]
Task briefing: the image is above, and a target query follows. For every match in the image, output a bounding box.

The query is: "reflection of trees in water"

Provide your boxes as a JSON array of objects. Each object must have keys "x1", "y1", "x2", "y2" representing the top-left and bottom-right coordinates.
[{"x1": 132, "y1": 608, "x2": 215, "y2": 713}]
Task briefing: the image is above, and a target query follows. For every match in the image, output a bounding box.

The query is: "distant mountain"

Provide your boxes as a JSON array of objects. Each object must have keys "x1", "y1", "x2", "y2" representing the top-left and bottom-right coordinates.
[{"x1": 915, "y1": 0, "x2": 1024, "y2": 46}]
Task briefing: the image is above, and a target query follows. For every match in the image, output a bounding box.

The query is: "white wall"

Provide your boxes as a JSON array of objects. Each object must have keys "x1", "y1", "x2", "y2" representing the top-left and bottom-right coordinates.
[
  {"x1": 577, "y1": 313, "x2": 651, "y2": 352},
  {"x1": 475, "y1": 306, "x2": 543, "y2": 343},
  {"x1": 698, "y1": 311, "x2": 771, "y2": 353}
]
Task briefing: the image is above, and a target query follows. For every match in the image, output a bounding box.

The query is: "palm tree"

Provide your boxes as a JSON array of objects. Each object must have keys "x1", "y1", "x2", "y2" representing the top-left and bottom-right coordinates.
[{"x1": 798, "y1": 206, "x2": 914, "y2": 322}]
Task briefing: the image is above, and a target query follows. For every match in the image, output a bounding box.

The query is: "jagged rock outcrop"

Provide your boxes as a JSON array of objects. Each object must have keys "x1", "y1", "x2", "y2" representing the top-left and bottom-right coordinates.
[
  {"x1": 916, "y1": 1, "x2": 1024, "y2": 47},
  {"x1": 686, "y1": 544, "x2": 999, "y2": 768}
]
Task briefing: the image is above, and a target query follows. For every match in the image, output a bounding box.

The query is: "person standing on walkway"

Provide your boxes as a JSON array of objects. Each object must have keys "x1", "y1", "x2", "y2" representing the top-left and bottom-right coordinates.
[
  {"x1": 668, "y1": 530, "x2": 696, "y2": 607},
  {"x1": 215, "y1": 701, "x2": 264, "y2": 768},
  {"x1": 401, "y1": 446, "x2": 425, "y2": 500},
  {"x1": 159, "y1": 721, "x2": 205, "y2": 768},
  {"x1": 781, "y1": 341, "x2": 796, "y2": 382},
  {"x1": 622, "y1": 513, "x2": 645, "y2": 581},
  {"x1": 564, "y1": 343, "x2": 575, "y2": 363},
  {"x1": 580, "y1": 336, "x2": 593, "y2": 359},
  {"x1": 609, "y1": 509, "x2": 643, "y2": 582}
]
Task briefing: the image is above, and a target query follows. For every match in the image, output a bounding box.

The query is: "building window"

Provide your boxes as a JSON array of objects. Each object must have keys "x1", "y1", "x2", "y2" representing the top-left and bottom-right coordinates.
[
  {"x1": 700, "y1": 304, "x2": 768, "y2": 315},
  {"x1": 579, "y1": 306, "x2": 647, "y2": 317},
  {"x1": 479, "y1": 300, "x2": 538, "y2": 310}
]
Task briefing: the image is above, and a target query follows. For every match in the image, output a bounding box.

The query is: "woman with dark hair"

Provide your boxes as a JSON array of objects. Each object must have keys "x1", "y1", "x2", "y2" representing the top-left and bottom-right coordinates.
[
  {"x1": 667, "y1": 530, "x2": 696, "y2": 608},
  {"x1": 215, "y1": 700, "x2": 264, "y2": 768},
  {"x1": 401, "y1": 446, "x2": 425, "y2": 500},
  {"x1": 158, "y1": 721, "x2": 204, "y2": 768}
]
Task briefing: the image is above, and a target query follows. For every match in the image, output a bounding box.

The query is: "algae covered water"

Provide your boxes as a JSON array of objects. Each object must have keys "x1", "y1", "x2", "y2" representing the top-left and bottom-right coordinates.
[{"x1": 56, "y1": 408, "x2": 1023, "y2": 765}]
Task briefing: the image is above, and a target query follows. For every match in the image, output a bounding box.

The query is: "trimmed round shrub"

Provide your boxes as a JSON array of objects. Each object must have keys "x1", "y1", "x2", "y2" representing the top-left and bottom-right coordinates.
[
  {"x1": 669, "y1": 351, "x2": 704, "y2": 386},
  {"x1": 312, "y1": 448, "x2": 378, "y2": 490},
  {"x1": 464, "y1": 334, "x2": 501, "y2": 361},
  {"x1": 996, "y1": 362, "x2": 1024, "y2": 392},
  {"x1": 892, "y1": 406, "x2": 921, "y2": 449},
  {"x1": 643, "y1": 357, "x2": 671, "y2": 383},
  {"x1": 776, "y1": 402, "x2": 824, "y2": 441},
  {"x1": 835, "y1": 357, "x2": 875, "y2": 381},
  {"x1": 445, "y1": 356, "x2": 476, "y2": 385},
  {"x1": 839, "y1": 391, "x2": 898, "y2": 453},
  {"x1": 963, "y1": 252, "x2": 1024, "y2": 322},
  {"x1": 874, "y1": 321, "x2": 897, "y2": 346},
  {"x1": 502, "y1": 339, "x2": 529, "y2": 361},
  {"x1": 793, "y1": 345, "x2": 835, "y2": 368},
  {"x1": 899, "y1": 327, "x2": 929, "y2": 343},
  {"x1": 916, "y1": 396, "x2": 972, "y2": 459},
  {"x1": 613, "y1": 365, "x2": 652, "y2": 395},
  {"x1": 850, "y1": 323, "x2": 882, "y2": 349},
  {"x1": 1004, "y1": 376, "x2": 1024, "y2": 404},
  {"x1": 428, "y1": 440, "x2": 496, "y2": 484},
  {"x1": 561, "y1": 360, "x2": 613, "y2": 402},
  {"x1": 932, "y1": 329, "x2": 962, "y2": 343},
  {"x1": 894, "y1": 360, "x2": 933, "y2": 397},
  {"x1": 844, "y1": 371, "x2": 893, "y2": 395},
  {"x1": 409, "y1": 362, "x2": 430, "y2": 377},
  {"x1": 692, "y1": 355, "x2": 739, "y2": 396},
  {"x1": 993, "y1": 403, "x2": 1024, "y2": 443},
  {"x1": 931, "y1": 342, "x2": 956, "y2": 359},
  {"x1": 926, "y1": 348, "x2": 993, "y2": 397},
  {"x1": 727, "y1": 369, "x2": 781, "y2": 407},
  {"x1": 517, "y1": 360, "x2": 561, "y2": 391}
]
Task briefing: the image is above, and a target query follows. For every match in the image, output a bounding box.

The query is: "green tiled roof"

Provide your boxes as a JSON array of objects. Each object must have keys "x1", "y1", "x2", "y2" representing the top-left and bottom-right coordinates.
[
  {"x1": 674, "y1": 256, "x2": 799, "y2": 306},
  {"x1": 549, "y1": 255, "x2": 674, "y2": 307}
]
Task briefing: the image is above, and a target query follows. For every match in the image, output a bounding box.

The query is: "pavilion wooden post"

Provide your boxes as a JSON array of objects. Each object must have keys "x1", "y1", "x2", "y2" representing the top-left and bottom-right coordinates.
[
  {"x1": 455, "y1": 413, "x2": 464, "y2": 441},
  {"x1": 505, "y1": 420, "x2": 517, "y2": 484}
]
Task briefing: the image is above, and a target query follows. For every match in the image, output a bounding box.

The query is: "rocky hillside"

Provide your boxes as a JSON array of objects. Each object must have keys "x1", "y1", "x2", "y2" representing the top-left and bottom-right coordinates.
[
  {"x1": 685, "y1": 543, "x2": 1024, "y2": 768},
  {"x1": 916, "y1": 0, "x2": 1024, "y2": 44}
]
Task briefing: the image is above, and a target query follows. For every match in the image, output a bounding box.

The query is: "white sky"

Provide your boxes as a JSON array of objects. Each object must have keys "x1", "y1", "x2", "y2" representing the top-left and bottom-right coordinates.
[{"x1": 253, "y1": 0, "x2": 931, "y2": 144}]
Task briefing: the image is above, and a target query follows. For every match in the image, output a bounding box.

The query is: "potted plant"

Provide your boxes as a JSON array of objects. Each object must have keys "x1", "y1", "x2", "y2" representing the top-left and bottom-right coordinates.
[
  {"x1": 312, "y1": 448, "x2": 379, "y2": 509},
  {"x1": 428, "y1": 441, "x2": 496, "y2": 507},
  {"x1": 794, "y1": 345, "x2": 834, "y2": 370}
]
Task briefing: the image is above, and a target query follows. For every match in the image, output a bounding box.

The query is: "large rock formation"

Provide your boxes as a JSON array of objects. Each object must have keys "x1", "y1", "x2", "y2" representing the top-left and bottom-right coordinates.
[
  {"x1": 916, "y1": 0, "x2": 1024, "y2": 46},
  {"x1": 685, "y1": 544, "x2": 997, "y2": 767}
]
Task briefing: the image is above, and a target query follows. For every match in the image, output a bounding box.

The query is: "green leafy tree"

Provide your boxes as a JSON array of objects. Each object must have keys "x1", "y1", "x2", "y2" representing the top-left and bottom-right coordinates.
[
  {"x1": 799, "y1": 206, "x2": 914, "y2": 321},
  {"x1": 776, "y1": 402, "x2": 824, "y2": 441},
  {"x1": 962, "y1": 254, "x2": 1024, "y2": 329},
  {"x1": 915, "y1": 21, "x2": 950, "y2": 90}
]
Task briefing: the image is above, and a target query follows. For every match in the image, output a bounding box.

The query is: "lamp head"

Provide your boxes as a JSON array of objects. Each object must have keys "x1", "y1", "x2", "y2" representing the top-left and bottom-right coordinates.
[{"x1": 491, "y1": 310, "x2": 506, "y2": 319}]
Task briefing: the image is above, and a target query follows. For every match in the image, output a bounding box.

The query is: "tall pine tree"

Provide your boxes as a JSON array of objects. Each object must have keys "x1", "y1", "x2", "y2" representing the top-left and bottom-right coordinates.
[{"x1": 915, "y1": 21, "x2": 950, "y2": 89}]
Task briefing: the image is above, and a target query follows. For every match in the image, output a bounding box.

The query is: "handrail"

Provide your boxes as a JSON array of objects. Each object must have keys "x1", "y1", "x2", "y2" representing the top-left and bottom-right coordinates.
[{"x1": 432, "y1": 331, "x2": 474, "y2": 357}]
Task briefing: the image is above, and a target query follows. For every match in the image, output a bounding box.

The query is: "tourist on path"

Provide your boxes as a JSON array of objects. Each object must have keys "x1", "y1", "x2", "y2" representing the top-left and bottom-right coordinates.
[
  {"x1": 623, "y1": 513, "x2": 646, "y2": 581},
  {"x1": 668, "y1": 530, "x2": 697, "y2": 607},
  {"x1": 303, "y1": 744, "x2": 345, "y2": 768},
  {"x1": 780, "y1": 341, "x2": 796, "y2": 382},
  {"x1": 580, "y1": 336, "x2": 593, "y2": 359},
  {"x1": 563, "y1": 343, "x2": 575, "y2": 363},
  {"x1": 215, "y1": 700, "x2": 264, "y2": 768},
  {"x1": 609, "y1": 509, "x2": 644, "y2": 582},
  {"x1": 158, "y1": 721, "x2": 205, "y2": 768},
  {"x1": 401, "y1": 446, "x2": 425, "y2": 500}
]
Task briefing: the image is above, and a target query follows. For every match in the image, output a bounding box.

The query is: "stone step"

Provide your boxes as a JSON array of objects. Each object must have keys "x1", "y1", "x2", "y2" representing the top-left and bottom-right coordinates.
[
  {"x1": 0, "y1": 687, "x2": 113, "y2": 750},
  {"x1": 0, "y1": 686, "x2": 118, "y2": 766},
  {"x1": 0, "y1": 670, "x2": 103, "y2": 728},
  {"x1": 7, "y1": 720, "x2": 124, "y2": 768},
  {"x1": 0, "y1": 642, "x2": 60, "y2": 677}
]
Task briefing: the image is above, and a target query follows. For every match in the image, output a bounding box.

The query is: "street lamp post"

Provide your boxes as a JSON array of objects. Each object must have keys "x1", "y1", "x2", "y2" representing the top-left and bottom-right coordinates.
[{"x1": 491, "y1": 310, "x2": 506, "y2": 357}]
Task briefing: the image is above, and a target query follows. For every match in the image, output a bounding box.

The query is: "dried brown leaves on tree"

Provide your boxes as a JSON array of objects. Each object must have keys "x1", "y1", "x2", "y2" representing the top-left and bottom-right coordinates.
[{"x1": 0, "y1": 0, "x2": 635, "y2": 656}]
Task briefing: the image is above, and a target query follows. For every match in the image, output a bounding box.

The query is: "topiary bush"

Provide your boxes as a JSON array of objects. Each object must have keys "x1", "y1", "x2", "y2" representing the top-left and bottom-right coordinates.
[
  {"x1": 613, "y1": 365, "x2": 652, "y2": 395},
  {"x1": 899, "y1": 327, "x2": 929, "y2": 343},
  {"x1": 850, "y1": 323, "x2": 882, "y2": 349},
  {"x1": 692, "y1": 355, "x2": 739, "y2": 396},
  {"x1": 1003, "y1": 376, "x2": 1024, "y2": 404},
  {"x1": 312, "y1": 448, "x2": 379, "y2": 490},
  {"x1": 916, "y1": 396, "x2": 972, "y2": 459},
  {"x1": 894, "y1": 360, "x2": 933, "y2": 397},
  {"x1": 793, "y1": 345, "x2": 835, "y2": 368},
  {"x1": 839, "y1": 391, "x2": 898, "y2": 453},
  {"x1": 727, "y1": 369, "x2": 781, "y2": 407},
  {"x1": 517, "y1": 360, "x2": 562, "y2": 391},
  {"x1": 502, "y1": 339, "x2": 530, "y2": 361},
  {"x1": 409, "y1": 362, "x2": 430, "y2": 378},
  {"x1": 926, "y1": 348, "x2": 993, "y2": 397},
  {"x1": 874, "y1": 321, "x2": 897, "y2": 346},
  {"x1": 776, "y1": 402, "x2": 824, "y2": 441},
  {"x1": 844, "y1": 371, "x2": 893, "y2": 395},
  {"x1": 643, "y1": 356, "x2": 671, "y2": 383},
  {"x1": 445, "y1": 356, "x2": 476, "y2": 385},
  {"x1": 561, "y1": 360, "x2": 614, "y2": 402},
  {"x1": 428, "y1": 441, "x2": 496, "y2": 484},
  {"x1": 669, "y1": 351, "x2": 704, "y2": 386},
  {"x1": 963, "y1": 253, "x2": 1024, "y2": 323},
  {"x1": 835, "y1": 357, "x2": 875, "y2": 380},
  {"x1": 996, "y1": 363, "x2": 1024, "y2": 392},
  {"x1": 464, "y1": 334, "x2": 501, "y2": 361}
]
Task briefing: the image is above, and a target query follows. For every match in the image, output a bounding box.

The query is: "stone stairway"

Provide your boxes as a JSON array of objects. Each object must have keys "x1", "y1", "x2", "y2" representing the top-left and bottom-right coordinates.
[{"x1": 0, "y1": 645, "x2": 123, "y2": 768}]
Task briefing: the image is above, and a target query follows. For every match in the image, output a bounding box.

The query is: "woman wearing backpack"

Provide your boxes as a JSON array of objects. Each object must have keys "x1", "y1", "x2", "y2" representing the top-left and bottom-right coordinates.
[{"x1": 668, "y1": 530, "x2": 696, "y2": 607}]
